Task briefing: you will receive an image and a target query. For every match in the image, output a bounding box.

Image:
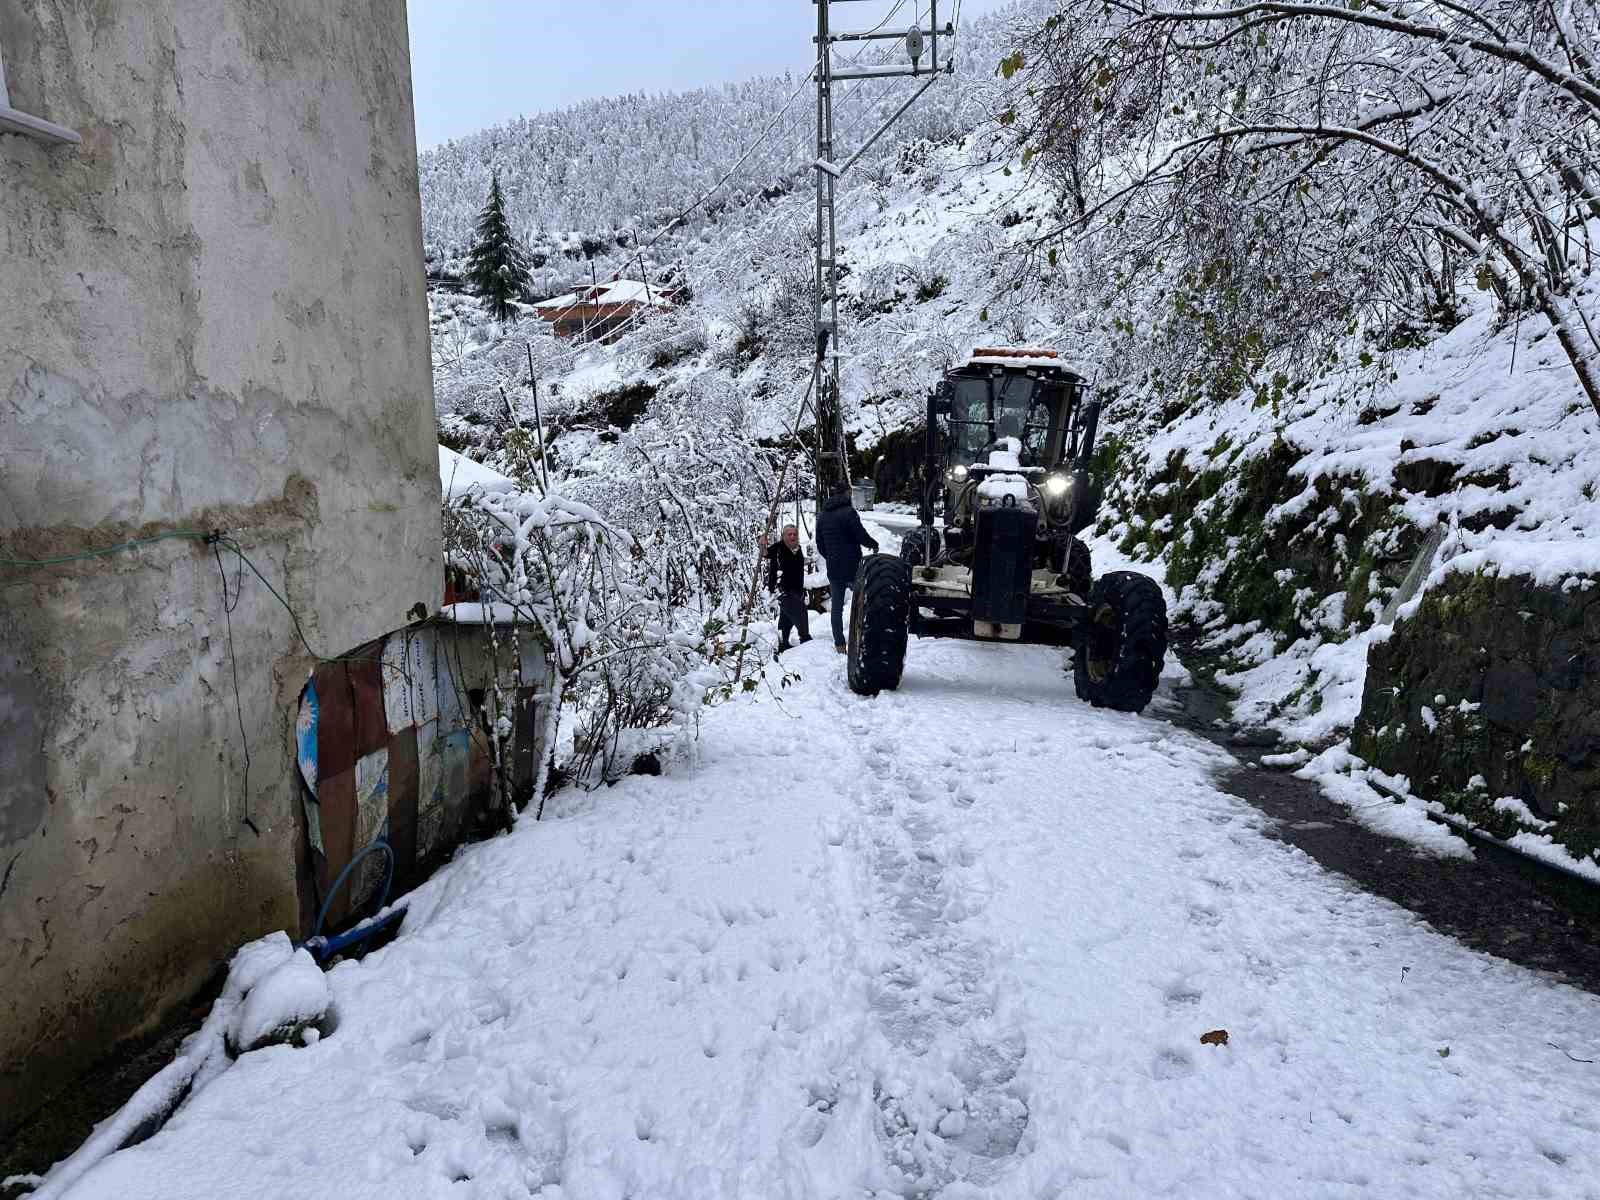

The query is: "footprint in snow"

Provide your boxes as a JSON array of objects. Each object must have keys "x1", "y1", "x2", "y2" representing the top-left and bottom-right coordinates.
[
  {"x1": 1151, "y1": 1047, "x2": 1196, "y2": 1080},
  {"x1": 1164, "y1": 986, "x2": 1203, "y2": 1009}
]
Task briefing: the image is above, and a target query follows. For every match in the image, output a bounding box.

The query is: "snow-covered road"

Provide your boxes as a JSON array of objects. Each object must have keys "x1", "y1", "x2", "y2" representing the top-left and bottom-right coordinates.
[{"x1": 55, "y1": 616, "x2": 1600, "y2": 1199}]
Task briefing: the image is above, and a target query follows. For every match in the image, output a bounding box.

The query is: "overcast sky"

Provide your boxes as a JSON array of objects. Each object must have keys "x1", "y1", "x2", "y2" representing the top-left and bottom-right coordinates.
[{"x1": 406, "y1": 0, "x2": 1012, "y2": 150}]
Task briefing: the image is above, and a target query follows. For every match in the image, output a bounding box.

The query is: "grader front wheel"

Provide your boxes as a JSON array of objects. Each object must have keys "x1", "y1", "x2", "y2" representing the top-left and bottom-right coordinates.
[{"x1": 1073, "y1": 571, "x2": 1168, "y2": 713}]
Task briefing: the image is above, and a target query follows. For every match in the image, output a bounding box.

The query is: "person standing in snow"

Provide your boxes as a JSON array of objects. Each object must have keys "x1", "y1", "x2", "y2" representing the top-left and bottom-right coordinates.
[
  {"x1": 815, "y1": 489, "x2": 879, "y2": 654},
  {"x1": 764, "y1": 523, "x2": 811, "y2": 654}
]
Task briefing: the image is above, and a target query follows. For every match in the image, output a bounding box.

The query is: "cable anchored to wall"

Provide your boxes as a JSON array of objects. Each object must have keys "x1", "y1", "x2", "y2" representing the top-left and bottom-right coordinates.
[{"x1": 1, "y1": 525, "x2": 428, "y2": 837}]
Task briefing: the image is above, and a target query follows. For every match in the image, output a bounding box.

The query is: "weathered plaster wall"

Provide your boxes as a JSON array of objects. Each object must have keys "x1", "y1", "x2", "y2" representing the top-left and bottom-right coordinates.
[{"x1": 0, "y1": 1, "x2": 440, "y2": 1129}]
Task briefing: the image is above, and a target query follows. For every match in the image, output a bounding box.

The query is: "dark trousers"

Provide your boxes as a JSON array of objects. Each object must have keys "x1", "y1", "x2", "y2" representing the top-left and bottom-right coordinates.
[
  {"x1": 777, "y1": 590, "x2": 810, "y2": 644},
  {"x1": 829, "y1": 578, "x2": 852, "y2": 647}
]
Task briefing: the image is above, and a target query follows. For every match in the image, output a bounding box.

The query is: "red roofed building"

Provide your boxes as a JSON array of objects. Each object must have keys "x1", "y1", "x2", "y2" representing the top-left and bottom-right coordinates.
[{"x1": 532, "y1": 278, "x2": 677, "y2": 341}]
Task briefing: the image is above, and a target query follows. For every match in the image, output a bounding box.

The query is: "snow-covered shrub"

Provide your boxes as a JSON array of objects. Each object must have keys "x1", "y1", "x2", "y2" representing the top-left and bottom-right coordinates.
[
  {"x1": 443, "y1": 382, "x2": 797, "y2": 791},
  {"x1": 643, "y1": 310, "x2": 710, "y2": 370}
]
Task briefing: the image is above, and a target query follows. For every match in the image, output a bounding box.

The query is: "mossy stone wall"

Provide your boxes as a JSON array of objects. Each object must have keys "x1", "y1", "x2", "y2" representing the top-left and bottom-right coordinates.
[{"x1": 1354, "y1": 572, "x2": 1600, "y2": 861}]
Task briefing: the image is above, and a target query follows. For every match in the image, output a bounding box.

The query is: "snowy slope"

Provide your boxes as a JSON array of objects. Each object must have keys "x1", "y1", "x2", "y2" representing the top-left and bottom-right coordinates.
[
  {"x1": 43, "y1": 624, "x2": 1600, "y2": 1198},
  {"x1": 416, "y1": 2, "x2": 1045, "y2": 291},
  {"x1": 1120, "y1": 289, "x2": 1600, "y2": 747}
]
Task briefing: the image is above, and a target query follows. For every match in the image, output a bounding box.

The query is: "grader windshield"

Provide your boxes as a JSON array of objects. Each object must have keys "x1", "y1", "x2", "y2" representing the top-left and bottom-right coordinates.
[{"x1": 947, "y1": 371, "x2": 1066, "y2": 468}]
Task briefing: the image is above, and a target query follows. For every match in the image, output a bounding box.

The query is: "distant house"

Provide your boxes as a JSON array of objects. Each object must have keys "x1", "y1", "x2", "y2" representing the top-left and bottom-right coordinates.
[{"x1": 532, "y1": 278, "x2": 675, "y2": 341}]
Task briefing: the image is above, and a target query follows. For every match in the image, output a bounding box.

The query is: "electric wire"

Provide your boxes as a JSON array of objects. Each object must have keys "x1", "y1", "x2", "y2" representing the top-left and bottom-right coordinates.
[
  {"x1": 640, "y1": 53, "x2": 824, "y2": 253},
  {"x1": 0, "y1": 528, "x2": 212, "y2": 567},
  {"x1": 2, "y1": 528, "x2": 421, "y2": 837},
  {"x1": 213, "y1": 539, "x2": 259, "y2": 836}
]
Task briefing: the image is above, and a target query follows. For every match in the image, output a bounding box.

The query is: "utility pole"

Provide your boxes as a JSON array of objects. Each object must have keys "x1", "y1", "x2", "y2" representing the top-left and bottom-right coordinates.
[{"x1": 810, "y1": 0, "x2": 953, "y2": 509}]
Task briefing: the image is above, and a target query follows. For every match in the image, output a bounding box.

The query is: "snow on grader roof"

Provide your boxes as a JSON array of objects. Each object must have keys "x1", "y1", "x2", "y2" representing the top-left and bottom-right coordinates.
[{"x1": 964, "y1": 347, "x2": 1086, "y2": 374}]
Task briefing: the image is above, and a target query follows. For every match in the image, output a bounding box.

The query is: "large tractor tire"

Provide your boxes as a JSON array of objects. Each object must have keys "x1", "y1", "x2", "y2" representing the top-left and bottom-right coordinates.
[
  {"x1": 1051, "y1": 536, "x2": 1093, "y2": 599},
  {"x1": 1074, "y1": 570, "x2": 1167, "y2": 713},
  {"x1": 899, "y1": 527, "x2": 941, "y2": 567},
  {"x1": 848, "y1": 554, "x2": 911, "y2": 696}
]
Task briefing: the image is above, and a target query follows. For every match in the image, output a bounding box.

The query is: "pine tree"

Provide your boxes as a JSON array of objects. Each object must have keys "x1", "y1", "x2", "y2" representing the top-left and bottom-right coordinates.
[{"x1": 465, "y1": 173, "x2": 530, "y2": 322}]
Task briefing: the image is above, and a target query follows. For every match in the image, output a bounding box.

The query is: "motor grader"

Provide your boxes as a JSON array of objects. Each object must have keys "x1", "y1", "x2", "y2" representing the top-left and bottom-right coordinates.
[{"x1": 847, "y1": 348, "x2": 1168, "y2": 712}]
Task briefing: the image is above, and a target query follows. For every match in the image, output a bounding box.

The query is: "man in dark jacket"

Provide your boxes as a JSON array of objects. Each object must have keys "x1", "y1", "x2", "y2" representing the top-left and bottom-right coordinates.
[
  {"x1": 814, "y1": 489, "x2": 879, "y2": 653},
  {"x1": 764, "y1": 523, "x2": 810, "y2": 654}
]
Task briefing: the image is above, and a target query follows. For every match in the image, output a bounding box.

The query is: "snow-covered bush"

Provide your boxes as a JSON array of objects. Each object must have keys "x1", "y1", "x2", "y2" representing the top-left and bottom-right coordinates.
[{"x1": 443, "y1": 382, "x2": 800, "y2": 791}]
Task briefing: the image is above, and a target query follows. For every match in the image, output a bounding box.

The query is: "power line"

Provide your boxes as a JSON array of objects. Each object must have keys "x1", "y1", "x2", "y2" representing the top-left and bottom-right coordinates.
[{"x1": 641, "y1": 56, "x2": 823, "y2": 253}]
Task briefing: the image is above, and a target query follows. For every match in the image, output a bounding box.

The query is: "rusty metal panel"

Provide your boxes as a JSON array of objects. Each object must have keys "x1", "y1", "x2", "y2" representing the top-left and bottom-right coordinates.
[
  {"x1": 348, "y1": 652, "x2": 387, "y2": 758},
  {"x1": 313, "y1": 662, "x2": 356, "y2": 780},
  {"x1": 316, "y1": 766, "x2": 357, "y2": 928},
  {"x1": 387, "y1": 727, "x2": 419, "y2": 884},
  {"x1": 298, "y1": 622, "x2": 556, "y2": 933}
]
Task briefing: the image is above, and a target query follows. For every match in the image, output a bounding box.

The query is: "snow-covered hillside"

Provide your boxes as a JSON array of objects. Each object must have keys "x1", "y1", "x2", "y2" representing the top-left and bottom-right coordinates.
[{"x1": 417, "y1": 2, "x2": 1043, "y2": 295}]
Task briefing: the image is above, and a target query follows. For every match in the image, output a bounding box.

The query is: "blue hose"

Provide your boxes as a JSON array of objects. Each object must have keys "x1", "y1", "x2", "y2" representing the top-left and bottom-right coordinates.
[
  {"x1": 308, "y1": 905, "x2": 408, "y2": 963},
  {"x1": 308, "y1": 838, "x2": 396, "y2": 945}
]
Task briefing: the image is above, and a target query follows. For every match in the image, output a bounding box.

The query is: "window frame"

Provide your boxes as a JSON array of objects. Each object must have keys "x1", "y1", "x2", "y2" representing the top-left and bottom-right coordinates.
[{"x1": 0, "y1": 37, "x2": 81, "y2": 146}]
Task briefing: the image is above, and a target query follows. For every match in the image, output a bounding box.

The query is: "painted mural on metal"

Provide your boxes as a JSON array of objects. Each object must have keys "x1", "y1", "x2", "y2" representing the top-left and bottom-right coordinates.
[{"x1": 294, "y1": 619, "x2": 546, "y2": 930}]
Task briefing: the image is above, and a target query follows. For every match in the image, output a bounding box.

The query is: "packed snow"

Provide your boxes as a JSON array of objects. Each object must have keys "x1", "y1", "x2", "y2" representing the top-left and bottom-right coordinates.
[{"x1": 35, "y1": 587, "x2": 1600, "y2": 1199}]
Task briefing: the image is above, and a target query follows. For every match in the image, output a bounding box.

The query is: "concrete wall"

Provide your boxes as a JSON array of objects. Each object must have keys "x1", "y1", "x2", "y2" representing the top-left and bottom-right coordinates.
[{"x1": 0, "y1": 1, "x2": 440, "y2": 1129}]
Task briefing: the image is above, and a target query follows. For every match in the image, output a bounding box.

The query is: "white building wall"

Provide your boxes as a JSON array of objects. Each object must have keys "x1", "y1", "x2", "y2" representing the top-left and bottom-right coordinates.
[{"x1": 0, "y1": 0, "x2": 440, "y2": 1128}]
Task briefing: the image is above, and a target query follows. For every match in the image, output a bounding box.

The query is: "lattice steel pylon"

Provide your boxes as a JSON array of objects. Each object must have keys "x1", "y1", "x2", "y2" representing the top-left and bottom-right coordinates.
[{"x1": 810, "y1": 0, "x2": 951, "y2": 510}]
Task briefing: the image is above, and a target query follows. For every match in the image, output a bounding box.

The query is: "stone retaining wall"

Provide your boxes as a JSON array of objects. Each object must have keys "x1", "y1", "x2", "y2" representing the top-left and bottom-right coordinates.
[{"x1": 1354, "y1": 570, "x2": 1600, "y2": 862}]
